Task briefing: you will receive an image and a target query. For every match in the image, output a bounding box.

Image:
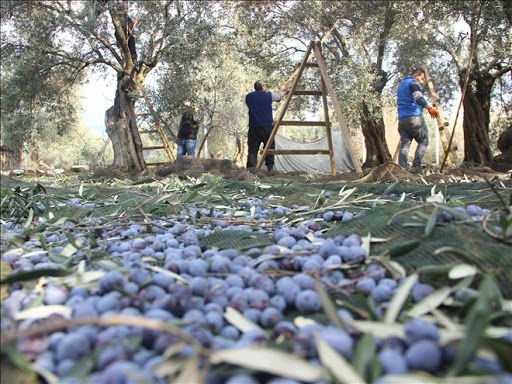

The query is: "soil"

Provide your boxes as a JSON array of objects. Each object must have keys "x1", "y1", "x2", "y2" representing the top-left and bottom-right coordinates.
[
  {"x1": 90, "y1": 157, "x2": 511, "y2": 185},
  {"x1": 5, "y1": 157, "x2": 509, "y2": 186}
]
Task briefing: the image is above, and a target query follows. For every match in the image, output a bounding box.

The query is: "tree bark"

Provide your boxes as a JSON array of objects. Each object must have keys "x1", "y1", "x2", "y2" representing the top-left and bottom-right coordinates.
[
  {"x1": 360, "y1": 67, "x2": 391, "y2": 168},
  {"x1": 460, "y1": 69, "x2": 494, "y2": 165},
  {"x1": 105, "y1": 73, "x2": 145, "y2": 171},
  {"x1": 360, "y1": 102, "x2": 391, "y2": 168},
  {"x1": 0, "y1": 145, "x2": 19, "y2": 170}
]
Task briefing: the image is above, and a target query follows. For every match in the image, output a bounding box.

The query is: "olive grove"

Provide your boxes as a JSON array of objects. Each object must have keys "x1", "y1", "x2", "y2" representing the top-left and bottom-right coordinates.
[{"x1": 1, "y1": 0, "x2": 510, "y2": 171}]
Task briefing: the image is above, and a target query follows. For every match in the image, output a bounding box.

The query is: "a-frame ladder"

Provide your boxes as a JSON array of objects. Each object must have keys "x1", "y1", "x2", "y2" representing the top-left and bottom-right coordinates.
[
  {"x1": 139, "y1": 86, "x2": 175, "y2": 167},
  {"x1": 257, "y1": 41, "x2": 362, "y2": 175}
]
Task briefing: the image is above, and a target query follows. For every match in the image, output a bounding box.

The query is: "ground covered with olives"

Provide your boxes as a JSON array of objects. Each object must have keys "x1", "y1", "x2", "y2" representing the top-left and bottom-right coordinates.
[{"x1": 1, "y1": 171, "x2": 511, "y2": 384}]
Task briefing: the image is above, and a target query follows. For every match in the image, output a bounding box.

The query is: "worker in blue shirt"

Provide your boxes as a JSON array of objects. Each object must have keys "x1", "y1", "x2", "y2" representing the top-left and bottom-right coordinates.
[
  {"x1": 245, "y1": 81, "x2": 285, "y2": 171},
  {"x1": 397, "y1": 68, "x2": 438, "y2": 171}
]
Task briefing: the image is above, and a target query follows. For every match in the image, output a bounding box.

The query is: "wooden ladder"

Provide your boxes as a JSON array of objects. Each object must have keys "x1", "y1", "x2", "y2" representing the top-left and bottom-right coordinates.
[
  {"x1": 257, "y1": 41, "x2": 362, "y2": 175},
  {"x1": 139, "y1": 86, "x2": 175, "y2": 167},
  {"x1": 139, "y1": 129, "x2": 175, "y2": 167}
]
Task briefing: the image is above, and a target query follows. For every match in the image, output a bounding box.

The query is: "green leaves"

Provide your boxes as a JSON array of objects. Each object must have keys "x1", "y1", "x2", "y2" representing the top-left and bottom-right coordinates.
[
  {"x1": 0, "y1": 268, "x2": 70, "y2": 286},
  {"x1": 211, "y1": 347, "x2": 328, "y2": 382},
  {"x1": 0, "y1": 184, "x2": 52, "y2": 226},
  {"x1": 448, "y1": 276, "x2": 503, "y2": 376},
  {"x1": 352, "y1": 333, "x2": 380, "y2": 383},
  {"x1": 387, "y1": 240, "x2": 420, "y2": 257},
  {"x1": 314, "y1": 333, "x2": 366, "y2": 384},
  {"x1": 201, "y1": 230, "x2": 272, "y2": 250},
  {"x1": 384, "y1": 273, "x2": 418, "y2": 323}
]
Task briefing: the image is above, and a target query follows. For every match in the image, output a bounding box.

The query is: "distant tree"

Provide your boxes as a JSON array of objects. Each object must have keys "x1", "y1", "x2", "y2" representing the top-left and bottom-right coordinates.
[
  {"x1": 421, "y1": 0, "x2": 512, "y2": 164},
  {"x1": 324, "y1": 0, "x2": 399, "y2": 167},
  {"x1": 1, "y1": 1, "x2": 216, "y2": 171},
  {"x1": 0, "y1": 2, "x2": 80, "y2": 168}
]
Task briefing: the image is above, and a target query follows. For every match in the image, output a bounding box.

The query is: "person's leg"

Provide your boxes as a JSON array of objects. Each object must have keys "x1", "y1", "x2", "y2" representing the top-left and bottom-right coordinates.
[
  {"x1": 263, "y1": 126, "x2": 275, "y2": 171},
  {"x1": 177, "y1": 141, "x2": 185, "y2": 157},
  {"x1": 128, "y1": 37, "x2": 137, "y2": 62},
  {"x1": 247, "y1": 128, "x2": 259, "y2": 168},
  {"x1": 411, "y1": 117, "x2": 429, "y2": 168},
  {"x1": 185, "y1": 140, "x2": 197, "y2": 157},
  {"x1": 398, "y1": 119, "x2": 413, "y2": 168}
]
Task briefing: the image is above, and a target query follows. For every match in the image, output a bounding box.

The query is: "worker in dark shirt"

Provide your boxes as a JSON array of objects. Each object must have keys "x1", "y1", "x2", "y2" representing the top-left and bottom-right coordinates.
[
  {"x1": 115, "y1": 12, "x2": 138, "y2": 62},
  {"x1": 245, "y1": 80, "x2": 285, "y2": 171},
  {"x1": 396, "y1": 68, "x2": 438, "y2": 171},
  {"x1": 177, "y1": 111, "x2": 199, "y2": 157}
]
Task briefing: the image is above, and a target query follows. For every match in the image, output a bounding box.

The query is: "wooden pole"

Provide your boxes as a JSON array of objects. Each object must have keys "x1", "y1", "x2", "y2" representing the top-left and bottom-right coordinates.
[
  {"x1": 321, "y1": 77, "x2": 336, "y2": 176},
  {"x1": 392, "y1": 140, "x2": 400, "y2": 164},
  {"x1": 423, "y1": 65, "x2": 457, "y2": 167}
]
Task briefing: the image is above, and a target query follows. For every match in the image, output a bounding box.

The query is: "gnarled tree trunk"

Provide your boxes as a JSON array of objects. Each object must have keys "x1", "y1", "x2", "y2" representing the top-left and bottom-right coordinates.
[
  {"x1": 105, "y1": 73, "x2": 145, "y2": 171},
  {"x1": 360, "y1": 102, "x2": 391, "y2": 168},
  {"x1": 360, "y1": 67, "x2": 391, "y2": 168},
  {"x1": 460, "y1": 70, "x2": 494, "y2": 165}
]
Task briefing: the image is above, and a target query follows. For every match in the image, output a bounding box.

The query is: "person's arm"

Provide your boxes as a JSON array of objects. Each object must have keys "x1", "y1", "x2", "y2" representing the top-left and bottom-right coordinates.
[
  {"x1": 126, "y1": 17, "x2": 138, "y2": 37},
  {"x1": 410, "y1": 81, "x2": 432, "y2": 109},
  {"x1": 410, "y1": 80, "x2": 438, "y2": 118},
  {"x1": 271, "y1": 84, "x2": 286, "y2": 102}
]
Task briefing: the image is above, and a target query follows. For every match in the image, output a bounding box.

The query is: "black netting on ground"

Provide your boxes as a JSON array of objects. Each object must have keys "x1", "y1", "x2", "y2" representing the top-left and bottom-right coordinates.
[
  {"x1": 2, "y1": 176, "x2": 511, "y2": 296},
  {"x1": 326, "y1": 204, "x2": 512, "y2": 298}
]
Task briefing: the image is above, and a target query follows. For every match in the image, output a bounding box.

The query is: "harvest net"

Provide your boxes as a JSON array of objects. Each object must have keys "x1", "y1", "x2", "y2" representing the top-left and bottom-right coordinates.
[{"x1": 2, "y1": 174, "x2": 511, "y2": 296}]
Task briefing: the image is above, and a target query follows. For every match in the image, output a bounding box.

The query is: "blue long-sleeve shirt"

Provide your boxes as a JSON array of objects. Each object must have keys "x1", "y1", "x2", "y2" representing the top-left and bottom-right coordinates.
[{"x1": 397, "y1": 76, "x2": 429, "y2": 119}]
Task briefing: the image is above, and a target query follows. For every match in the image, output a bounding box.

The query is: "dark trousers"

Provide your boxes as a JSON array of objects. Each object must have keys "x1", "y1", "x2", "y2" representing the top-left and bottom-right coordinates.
[
  {"x1": 247, "y1": 125, "x2": 274, "y2": 171},
  {"x1": 115, "y1": 34, "x2": 137, "y2": 62},
  {"x1": 398, "y1": 116, "x2": 429, "y2": 168},
  {"x1": 128, "y1": 37, "x2": 137, "y2": 61}
]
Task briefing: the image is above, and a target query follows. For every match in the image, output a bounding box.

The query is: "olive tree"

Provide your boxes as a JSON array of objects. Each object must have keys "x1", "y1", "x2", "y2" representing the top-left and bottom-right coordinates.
[
  {"x1": 2, "y1": 0, "x2": 216, "y2": 171},
  {"x1": 0, "y1": 2, "x2": 80, "y2": 168},
  {"x1": 421, "y1": 0, "x2": 511, "y2": 164}
]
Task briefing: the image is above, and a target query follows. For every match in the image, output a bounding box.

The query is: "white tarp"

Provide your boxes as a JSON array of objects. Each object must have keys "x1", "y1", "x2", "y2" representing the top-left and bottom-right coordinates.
[{"x1": 273, "y1": 133, "x2": 356, "y2": 174}]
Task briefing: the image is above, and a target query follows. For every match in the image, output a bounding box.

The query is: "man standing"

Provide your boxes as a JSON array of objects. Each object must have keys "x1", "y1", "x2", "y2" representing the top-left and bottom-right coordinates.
[
  {"x1": 397, "y1": 68, "x2": 438, "y2": 171},
  {"x1": 245, "y1": 81, "x2": 285, "y2": 171},
  {"x1": 176, "y1": 110, "x2": 199, "y2": 157}
]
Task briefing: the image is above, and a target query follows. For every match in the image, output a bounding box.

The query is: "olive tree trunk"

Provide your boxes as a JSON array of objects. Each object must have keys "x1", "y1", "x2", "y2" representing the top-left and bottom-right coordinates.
[
  {"x1": 460, "y1": 70, "x2": 494, "y2": 165},
  {"x1": 360, "y1": 102, "x2": 391, "y2": 167},
  {"x1": 360, "y1": 68, "x2": 391, "y2": 168},
  {"x1": 105, "y1": 74, "x2": 145, "y2": 171}
]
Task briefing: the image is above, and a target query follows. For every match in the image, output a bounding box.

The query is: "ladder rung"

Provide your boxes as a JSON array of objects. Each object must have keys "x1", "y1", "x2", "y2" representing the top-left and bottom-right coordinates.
[
  {"x1": 266, "y1": 149, "x2": 331, "y2": 155},
  {"x1": 279, "y1": 120, "x2": 327, "y2": 126},
  {"x1": 293, "y1": 90, "x2": 323, "y2": 96},
  {"x1": 140, "y1": 130, "x2": 159, "y2": 134},
  {"x1": 305, "y1": 63, "x2": 319, "y2": 67},
  {"x1": 142, "y1": 146, "x2": 165, "y2": 150},
  {"x1": 145, "y1": 162, "x2": 172, "y2": 167}
]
